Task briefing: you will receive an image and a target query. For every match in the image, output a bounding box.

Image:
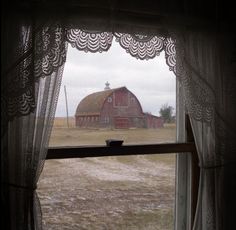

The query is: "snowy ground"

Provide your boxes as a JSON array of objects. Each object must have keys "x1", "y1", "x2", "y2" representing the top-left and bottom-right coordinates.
[{"x1": 38, "y1": 155, "x2": 175, "y2": 230}]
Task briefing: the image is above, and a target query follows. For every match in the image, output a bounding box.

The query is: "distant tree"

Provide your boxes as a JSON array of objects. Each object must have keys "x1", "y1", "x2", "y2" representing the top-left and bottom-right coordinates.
[{"x1": 159, "y1": 103, "x2": 174, "y2": 123}]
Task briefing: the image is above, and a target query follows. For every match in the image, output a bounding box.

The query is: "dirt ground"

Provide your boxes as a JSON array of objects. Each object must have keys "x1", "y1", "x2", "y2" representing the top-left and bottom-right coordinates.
[{"x1": 38, "y1": 123, "x2": 176, "y2": 230}]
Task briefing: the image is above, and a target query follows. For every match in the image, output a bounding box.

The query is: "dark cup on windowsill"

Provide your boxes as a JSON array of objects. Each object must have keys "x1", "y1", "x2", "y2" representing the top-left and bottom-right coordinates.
[{"x1": 105, "y1": 139, "x2": 124, "y2": 147}]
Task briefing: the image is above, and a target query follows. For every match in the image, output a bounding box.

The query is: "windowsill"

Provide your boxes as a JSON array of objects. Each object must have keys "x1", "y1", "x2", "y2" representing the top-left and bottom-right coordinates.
[{"x1": 46, "y1": 142, "x2": 195, "y2": 159}]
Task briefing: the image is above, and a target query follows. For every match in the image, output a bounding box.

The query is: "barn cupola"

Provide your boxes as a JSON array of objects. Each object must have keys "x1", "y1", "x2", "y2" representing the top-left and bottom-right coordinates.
[{"x1": 104, "y1": 81, "x2": 110, "y2": 90}]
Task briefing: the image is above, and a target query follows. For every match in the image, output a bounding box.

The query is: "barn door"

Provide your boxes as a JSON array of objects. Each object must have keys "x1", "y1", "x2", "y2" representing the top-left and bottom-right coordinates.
[{"x1": 114, "y1": 117, "x2": 129, "y2": 129}]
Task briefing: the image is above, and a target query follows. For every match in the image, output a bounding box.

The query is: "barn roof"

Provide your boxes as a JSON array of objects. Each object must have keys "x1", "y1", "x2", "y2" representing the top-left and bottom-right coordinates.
[{"x1": 75, "y1": 87, "x2": 126, "y2": 116}]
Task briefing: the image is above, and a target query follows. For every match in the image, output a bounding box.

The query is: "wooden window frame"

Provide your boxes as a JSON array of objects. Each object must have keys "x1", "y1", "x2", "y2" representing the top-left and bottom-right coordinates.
[{"x1": 46, "y1": 142, "x2": 195, "y2": 159}]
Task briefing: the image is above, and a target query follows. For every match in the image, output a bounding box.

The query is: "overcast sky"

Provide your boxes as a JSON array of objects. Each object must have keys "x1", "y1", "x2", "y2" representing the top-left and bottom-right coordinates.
[{"x1": 56, "y1": 41, "x2": 176, "y2": 117}]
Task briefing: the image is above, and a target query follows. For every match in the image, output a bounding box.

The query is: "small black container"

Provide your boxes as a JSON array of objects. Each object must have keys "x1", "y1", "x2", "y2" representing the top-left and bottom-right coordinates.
[{"x1": 105, "y1": 139, "x2": 124, "y2": 147}]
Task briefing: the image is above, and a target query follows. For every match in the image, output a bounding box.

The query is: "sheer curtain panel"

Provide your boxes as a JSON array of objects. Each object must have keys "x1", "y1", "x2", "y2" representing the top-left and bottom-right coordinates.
[
  {"x1": 1, "y1": 13, "x2": 67, "y2": 229},
  {"x1": 178, "y1": 31, "x2": 236, "y2": 230}
]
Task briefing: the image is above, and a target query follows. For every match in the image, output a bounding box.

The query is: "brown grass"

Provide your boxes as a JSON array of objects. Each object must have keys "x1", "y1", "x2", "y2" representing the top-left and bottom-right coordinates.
[
  {"x1": 52, "y1": 117, "x2": 176, "y2": 129},
  {"x1": 52, "y1": 117, "x2": 75, "y2": 127},
  {"x1": 50, "y1": 117, "x2": 176, "y2": 146}
]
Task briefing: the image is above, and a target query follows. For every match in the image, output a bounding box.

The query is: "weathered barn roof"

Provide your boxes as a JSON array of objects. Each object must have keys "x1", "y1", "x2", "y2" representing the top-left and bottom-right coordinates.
[{"x1": 75, "y1": 87, "x2": 125, "y2": 116}]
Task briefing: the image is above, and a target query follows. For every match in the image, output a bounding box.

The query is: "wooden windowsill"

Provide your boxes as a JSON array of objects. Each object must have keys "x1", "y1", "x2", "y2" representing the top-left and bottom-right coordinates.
[{"x1": 46, "y1": 142, "x2": 196, "y2": 159}]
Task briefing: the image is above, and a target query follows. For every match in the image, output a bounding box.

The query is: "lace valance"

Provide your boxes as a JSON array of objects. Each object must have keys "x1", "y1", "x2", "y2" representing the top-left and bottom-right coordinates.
[
  {"x1": 66, "y1": 29, "x2": 113, "y2": 53},
  {"x1": 3, "y1": 27, "x2": 216, "y2": 124}
]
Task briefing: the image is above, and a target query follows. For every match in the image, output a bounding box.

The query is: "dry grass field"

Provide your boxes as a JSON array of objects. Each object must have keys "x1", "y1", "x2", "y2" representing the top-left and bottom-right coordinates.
[
  {"x1": 49, "y1": 117, "x2": 176, "y2": 146},
  {"x1": 38, "y1": 118, "x2": 176, "y2": 230},
  {"x1": 52, "y1": 117, "x2": 76, "y2": 128}
]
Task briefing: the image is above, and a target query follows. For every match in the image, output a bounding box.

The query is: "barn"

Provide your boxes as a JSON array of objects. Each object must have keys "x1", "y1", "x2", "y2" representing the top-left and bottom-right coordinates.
[{"x1": 75, "y1": 83, "x2": 163, "y2": 129}]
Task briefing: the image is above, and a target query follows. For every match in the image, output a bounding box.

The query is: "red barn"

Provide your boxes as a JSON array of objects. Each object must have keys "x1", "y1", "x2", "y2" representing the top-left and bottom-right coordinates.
[{"x1": 75, "y1": 84, "x2": 163, "y2": 129}]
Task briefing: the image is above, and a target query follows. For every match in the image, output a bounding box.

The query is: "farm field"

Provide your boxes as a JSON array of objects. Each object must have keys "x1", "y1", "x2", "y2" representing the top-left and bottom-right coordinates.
[
  {"x1": 38, "y1": 118, "x2": 176, "y2": 230},
  {"x1": 49, "y1": 117, "x2": 176, "y2": 146}
]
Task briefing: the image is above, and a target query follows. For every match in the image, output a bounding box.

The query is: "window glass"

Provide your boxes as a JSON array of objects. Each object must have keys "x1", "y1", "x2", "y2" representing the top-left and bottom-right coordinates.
[
  {"x1": 38, "y1": 42, "x2": 176, "y2": 230},
  {"x1": 50, "y1": 42, "x2": 176, "y2": 146}
]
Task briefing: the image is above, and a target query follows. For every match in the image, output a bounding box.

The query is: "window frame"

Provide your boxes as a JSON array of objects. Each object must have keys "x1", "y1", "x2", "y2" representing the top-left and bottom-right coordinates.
[
  {"x1": 45, "y1": 28, "x2": 200, "y2": 228},
  {"x1": 46, "y1": 141, "x2": 196, "y2": 160},
  {"x1": 46, "y1": 115, "x2": 199, "y2": 229}
]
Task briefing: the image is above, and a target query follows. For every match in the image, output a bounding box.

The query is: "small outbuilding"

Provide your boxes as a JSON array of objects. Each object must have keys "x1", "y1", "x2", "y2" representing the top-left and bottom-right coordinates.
[{"x1": 75, "y1": 83, "x2": 163, "y2": 129}]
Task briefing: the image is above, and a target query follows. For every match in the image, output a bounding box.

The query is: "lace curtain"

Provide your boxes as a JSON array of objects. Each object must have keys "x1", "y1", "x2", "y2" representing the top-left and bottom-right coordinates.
[
  {"x1": 2, "y1": 11, "x2": 236, "y2": 230},
  {"x1": 1, "y1": 15, "x2": 67, "y2": 229},
  {"x1": 180, "y1": 32, "x2": 236, "y2": 230}
]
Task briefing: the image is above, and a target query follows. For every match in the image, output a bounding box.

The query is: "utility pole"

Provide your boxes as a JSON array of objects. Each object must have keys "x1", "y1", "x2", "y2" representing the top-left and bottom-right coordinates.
[{"x1": 64, "y1": 85, "x2": 69, "y2": 128}]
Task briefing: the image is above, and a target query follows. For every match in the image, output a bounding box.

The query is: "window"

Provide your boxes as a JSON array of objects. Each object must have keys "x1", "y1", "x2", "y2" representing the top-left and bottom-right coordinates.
[
  {"x1": 3, "y1": 2, "x2": 233, "y2": 230},
  {"x1": 107, "y1": 96, "x2": 112, "y2": 103},
  {"x1": 38, "y1": 35, "x2": 196, "y2": 230}
]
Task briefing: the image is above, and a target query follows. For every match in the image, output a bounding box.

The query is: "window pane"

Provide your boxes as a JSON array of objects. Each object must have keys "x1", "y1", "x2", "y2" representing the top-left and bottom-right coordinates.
[
  {"x1": 50, "y1": 42, "x2": 176, "y2": 146},
  {"x1": 39, "y1": 42, "x2": 177, "y2": 229}
]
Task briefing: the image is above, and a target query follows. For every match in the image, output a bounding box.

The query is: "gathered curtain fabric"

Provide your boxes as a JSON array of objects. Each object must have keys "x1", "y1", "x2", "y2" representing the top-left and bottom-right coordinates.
[
  {"x1": 177, "y1": 31, "x2": 236, "y2": 230},
  {"x1": 1, "y1": 15, "x2": 67, "y2": 229},
  {"x1": 2, "y1": 8, "x2": 236, "y2": 230}
]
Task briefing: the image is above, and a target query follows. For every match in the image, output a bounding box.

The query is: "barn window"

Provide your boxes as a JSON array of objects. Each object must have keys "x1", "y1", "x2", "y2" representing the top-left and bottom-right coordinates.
[{"x1": 108, "y1": 97, "x2": 112, "y2": 103}]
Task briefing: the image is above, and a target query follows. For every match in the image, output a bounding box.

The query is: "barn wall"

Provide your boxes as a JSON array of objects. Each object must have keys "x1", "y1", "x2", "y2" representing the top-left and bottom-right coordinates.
[
  {"x1": 75, "y1": 87, "x2": 163, "y2": 129},
  {"x1": 75, "y1": 115, "x2": 100, "y2": 128},
  {"x1": 100, "y1": 89, "x2": 144, "y2": 128},
  {"x1": 145, "y1": 114, "x2": 164, "y2": 128}
]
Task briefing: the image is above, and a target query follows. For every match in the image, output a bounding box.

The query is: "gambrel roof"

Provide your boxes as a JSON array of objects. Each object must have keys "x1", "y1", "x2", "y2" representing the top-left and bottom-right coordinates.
[{"x1": 75, "y1": 87, "x2": 126, "y2": 116}]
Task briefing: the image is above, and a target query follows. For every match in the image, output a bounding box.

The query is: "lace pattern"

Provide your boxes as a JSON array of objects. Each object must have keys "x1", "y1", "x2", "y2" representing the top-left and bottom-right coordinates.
[
  {"x1": 3, "y1": 24, "x2": 35, "y2": 120},
  {"x1": 171, "y1": 32, "x2": 215, "y2": 123},
  {"x1": 35, "y1": 24, "x2": 67, "y2": 78},
  {"x1": 164, "y1": 38, "x2": 177, "y2": 74},
  {"x1": 66, "y1": 29, "x2": 113, "y2": 53},
  {"x1": 2, "y1": 23, "x2": 67, "y2": 121},
  {"x1": 5, "y1": 27, "x2": 217, "y2": 125},
  {"x1": 114, "y1": 33, "x2": 165, "y2": 60}
]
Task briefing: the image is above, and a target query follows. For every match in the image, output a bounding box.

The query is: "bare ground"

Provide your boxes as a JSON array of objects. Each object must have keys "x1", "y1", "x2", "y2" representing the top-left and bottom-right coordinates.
[{"x1": 38, "y1": 125, "x2": 176, "y2": 230}]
